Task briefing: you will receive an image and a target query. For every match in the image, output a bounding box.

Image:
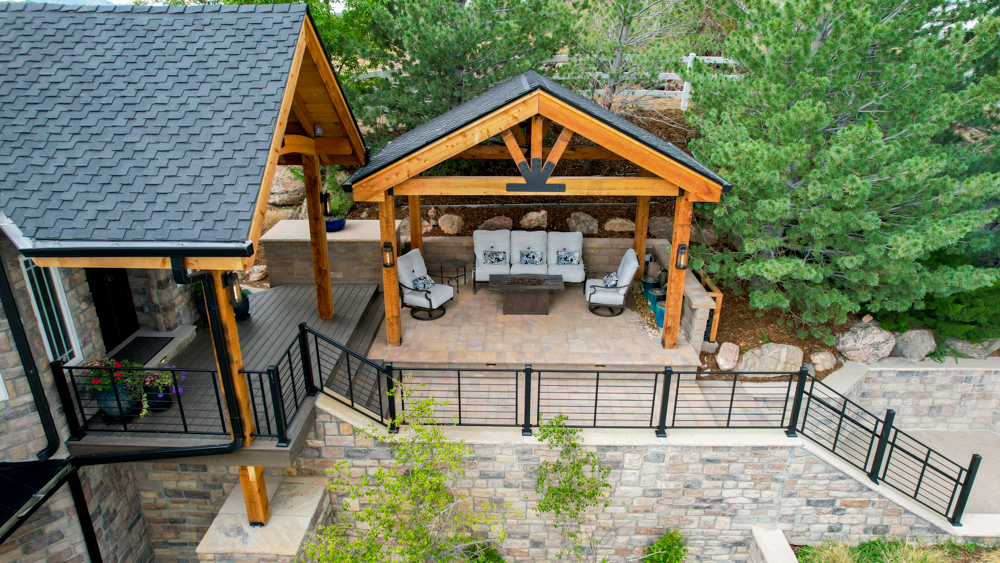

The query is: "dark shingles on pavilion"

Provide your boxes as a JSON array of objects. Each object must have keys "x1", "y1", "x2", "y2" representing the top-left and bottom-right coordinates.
[
  {"x1": 345, "y1": 70, "x2": 732, "y2": 191},
  {"x1": 0, "y1": 3, "x2": 306, "y2": 252}
]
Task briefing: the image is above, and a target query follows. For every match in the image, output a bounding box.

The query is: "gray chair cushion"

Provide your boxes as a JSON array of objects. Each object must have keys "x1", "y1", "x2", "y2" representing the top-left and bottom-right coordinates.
[
  {"x1": 397, "y1": 248, "x2": 429, "y2": 286},
  {"x1": 547, "y1": 264, "x2": 586, "y2": 283},
  {"x1": 585, "y1": 280, "x2": 625, "y2": 305},
  {"x1": 403, "y1": 284, "x2": 454, "y2": 309}
]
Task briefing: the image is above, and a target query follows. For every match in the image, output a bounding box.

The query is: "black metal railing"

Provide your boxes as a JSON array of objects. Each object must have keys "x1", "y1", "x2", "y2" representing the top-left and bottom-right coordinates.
[{"x1": 55, "y1": 363, "x2": 229, "y2": 437}]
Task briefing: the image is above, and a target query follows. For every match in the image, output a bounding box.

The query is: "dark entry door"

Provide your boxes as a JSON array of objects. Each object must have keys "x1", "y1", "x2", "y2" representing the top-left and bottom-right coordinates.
[{"x1": 86, "y1": 268, "x2": 140, "y2": 352}]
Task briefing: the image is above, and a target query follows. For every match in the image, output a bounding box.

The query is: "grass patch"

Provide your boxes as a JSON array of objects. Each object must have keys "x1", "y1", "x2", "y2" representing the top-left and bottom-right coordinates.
[{"x1": 797, "y1": 539, "x2": 999, "y2": 563}]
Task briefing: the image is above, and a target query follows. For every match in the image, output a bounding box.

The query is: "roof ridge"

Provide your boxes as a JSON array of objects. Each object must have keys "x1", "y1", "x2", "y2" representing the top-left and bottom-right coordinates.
[{"x1": 0, "y1": 2, "x2": 305, "y2": 14}]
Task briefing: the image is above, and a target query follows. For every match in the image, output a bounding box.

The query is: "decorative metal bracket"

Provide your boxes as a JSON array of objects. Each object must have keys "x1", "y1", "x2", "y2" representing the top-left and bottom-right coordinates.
[{"x1": 506, "y1": 157, "x2": 566, "y2": 192}]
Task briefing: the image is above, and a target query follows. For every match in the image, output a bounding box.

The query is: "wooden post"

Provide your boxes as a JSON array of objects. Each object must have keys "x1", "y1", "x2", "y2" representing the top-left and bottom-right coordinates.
[
  {"x1": 380, "y1": 193, "x2": 402, "y2": 346},
  {"x1": 530, "y1": 115, "x2": 544, "y2": 165},
  {"x1": 302, "y1": 153, "x2": 334, "y2": 319},
  {"x1": 206, "y1": 271, "x2": 270, "y2": 525},
  {"x1": 408, "y1": 195, "x2": 422, "y2": 252},
  {"x1": 661, "y1": 192, "x2": 693, "y2": 349}
]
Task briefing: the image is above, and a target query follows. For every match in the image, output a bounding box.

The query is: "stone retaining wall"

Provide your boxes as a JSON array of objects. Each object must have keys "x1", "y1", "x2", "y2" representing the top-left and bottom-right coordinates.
[
  {"x1": 748, "y1": 526, "x2": 797, "y2": 563},
  {"x1": 284, "y1": 408, "x2": 957, "y2": 562},
  {"x1": 842, "y1": 362, "x2": 1000, "y2": 431}
]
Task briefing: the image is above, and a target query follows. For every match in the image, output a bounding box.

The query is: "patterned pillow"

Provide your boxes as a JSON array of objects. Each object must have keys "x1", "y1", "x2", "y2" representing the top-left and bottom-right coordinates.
[
  {"x1": 603, "y1": 272, "x2": 619, "y2": 288},
  {"x1": 483, "y1": 250, "x2": 507, "y2": 265},
  {"x1": 412, "y1": 275, "x2": 435, "y2": 290},
  {"x1": 519, "y1": 250, "x2": 544, "y2": 265},
  {"x1": 556, "y1": 250, "x2": 581, "y2": 265}
]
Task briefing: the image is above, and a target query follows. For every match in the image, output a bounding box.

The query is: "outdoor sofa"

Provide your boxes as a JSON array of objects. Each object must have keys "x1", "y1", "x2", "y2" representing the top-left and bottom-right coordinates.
[{"x1": 472, "y1": 229, "x2": 586, "y2": 294}]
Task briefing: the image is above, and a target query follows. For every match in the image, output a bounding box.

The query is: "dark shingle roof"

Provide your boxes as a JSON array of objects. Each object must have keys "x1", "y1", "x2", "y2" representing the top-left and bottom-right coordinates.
[
  {"x1": 0, "y1": 3, "x2": 307, "y2": 256},
  {"x1": 345, "y1": 70, "x2": 732, "y2": 192}
]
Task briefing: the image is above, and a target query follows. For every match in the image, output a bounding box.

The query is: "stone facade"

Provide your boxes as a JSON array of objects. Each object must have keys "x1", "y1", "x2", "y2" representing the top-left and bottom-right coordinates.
[
  {"x1": 131, "y1": 462, "x2": 241, "y2": 563},
  {"x1": 283, "y1": 408, "x2": 960, "y2": 562},
  {"x1": 844, "y1": 364, "x2": 1000, "y2": 431},
  {"x1": 128, "y1": 269, "x2": 199, "y2": 332}
]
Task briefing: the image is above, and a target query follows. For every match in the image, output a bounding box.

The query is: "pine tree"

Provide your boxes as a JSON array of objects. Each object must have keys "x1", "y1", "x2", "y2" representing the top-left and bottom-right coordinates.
[{"x1": 687, "y1": 0, "x2": 1000, "y2": 337}]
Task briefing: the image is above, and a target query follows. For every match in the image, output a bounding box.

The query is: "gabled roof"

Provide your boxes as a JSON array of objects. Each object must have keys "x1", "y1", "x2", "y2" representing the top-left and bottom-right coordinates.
[
  {"x1": 345, "y1": 70, "x2": 732, "y2": 193},
  {"x1": 0, "y1": 3, "x2": 365, "y2": 261}
]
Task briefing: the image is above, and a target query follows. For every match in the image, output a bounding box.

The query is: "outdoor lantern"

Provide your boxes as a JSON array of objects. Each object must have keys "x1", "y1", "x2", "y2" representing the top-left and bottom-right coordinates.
[
  {"x1": 675, "y1": 243, "x2": 689, "y2": 270},
  {"x1": 320, "y1": 191, "x2": 332, "y2": 217},
  {"x1": 382, "y1": 241, "x2": 395, "y2": 268},
  {"x1": 224, "y1": 272, "x2": 245, "y2": 309}
]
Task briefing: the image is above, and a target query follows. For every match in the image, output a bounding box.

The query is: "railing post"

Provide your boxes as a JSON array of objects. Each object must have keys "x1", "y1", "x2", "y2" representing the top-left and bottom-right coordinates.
[
  {"x1": 867, "y1": 409, "x2": 895, "y2": 484},
  {"x1": 785, "y1": 367, "x2": 809, "y2": 437},
  {"x1": 950, "y1": 454, "x2": 981, "y2": 526},
  {"x1": 267, "y1": 365, "x2": 290, "y2": 447},
  {"x1": 50, "y1": 361, "x2": 83, "y2": 439},
  {"x1": 655, "y1": 367, "x2": 672, "y2": 438},
  {"x1": 384, "y1": 362, "x2": 398, "y2": 434},
  {"x1": 522, "y1": 365, "x2": 533, "y2": 436},
  {"x1": 298, "y1": 323, "x2": 317, "y2": 395}
]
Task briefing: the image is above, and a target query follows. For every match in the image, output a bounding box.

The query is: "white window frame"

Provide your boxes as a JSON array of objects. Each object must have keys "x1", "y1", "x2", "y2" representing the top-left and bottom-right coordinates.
[
  {"x1": 19, "y1": 257, "x2": 83, "y2": 366},
  {"x1": 0, "y1": 370, "x2": 8, "y2": 401}
]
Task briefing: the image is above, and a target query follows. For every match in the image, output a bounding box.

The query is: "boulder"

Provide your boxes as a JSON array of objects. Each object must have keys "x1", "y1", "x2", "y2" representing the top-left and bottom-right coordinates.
[
  {"x1": 943, "y1": 338, "x2": 1000, "y2": 360},
  {"x1": 520, "y1": 210, "x2": 547, "y2": 229},
  {"x1": 568, "y1": 212, "x2": 598, "y2": 234},
  {"x1": 715, "y1": 342, "x2": 740, "y2": 371},
  {"x1": 268, "y1": 166, "x2": 306, "y2": 207},
  {"x1": 648, "y1": 216, "x2": 673, "y2": 238},
  {"x1": 438, "y1": 214, "x2": 464, "y2": 235},
  {"x1": 691, "y1": 227, "x2": 719, "y2": 246},
  {"x1": 736, "y1": 343, "x2": 804, "y2": 373},
  {"x1": 810, "y1": 351, "x2": 837, "y2": 372},
  {"x1": 427, "y1": 207, "x2": 439, "y2": 219},
  {"x1": 605, "y1": 218, "x2": 635, "y2": 232},
  {"x1": 891, "y1": 329, "x2": 936, "y2": 360},
  {"x1": 835, "y1": 323, "x2": 895, "y2": 363},
  {"x1": 399, "y1": 217, "x2": 432, "y2": 238},
  {"x1": 244, "y1": 265, "x2": 267, "y2": 282},
  {"x1": 479, "y1": 216, "x2": 513, "y2": 231},
  {"x1": 802, "y1": 363, "x2": 816, "y2": 377}
]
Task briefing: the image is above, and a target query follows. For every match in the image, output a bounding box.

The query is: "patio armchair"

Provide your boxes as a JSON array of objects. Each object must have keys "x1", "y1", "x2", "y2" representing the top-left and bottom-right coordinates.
[
  {"x1": 397, "y1": 249, "x2": 455, "y2": 320},
  {"x1": 472, "y1": 229, "x2": 511, "y2": 294},
  {"x1": 584, "y1": 248, "x2": 639, "y2": 317}
]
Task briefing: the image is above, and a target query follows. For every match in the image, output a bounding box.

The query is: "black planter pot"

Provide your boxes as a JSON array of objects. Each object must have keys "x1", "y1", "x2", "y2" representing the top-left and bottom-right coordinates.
[
  {"x1": 145, "y1": 385, "x2": 174, "y2": 412},
  {"x1": 234, "y1": 292, "x2": 251, "y2": 321}
]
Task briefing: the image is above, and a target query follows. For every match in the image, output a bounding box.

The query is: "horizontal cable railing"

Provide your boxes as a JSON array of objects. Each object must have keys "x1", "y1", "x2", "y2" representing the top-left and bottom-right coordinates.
[
  {"x1": 400, "y1": 367, "x2": 522, "y2": 427},
  {"x1": 55, "y1": 363, "x2": 229, "y2": 437}
]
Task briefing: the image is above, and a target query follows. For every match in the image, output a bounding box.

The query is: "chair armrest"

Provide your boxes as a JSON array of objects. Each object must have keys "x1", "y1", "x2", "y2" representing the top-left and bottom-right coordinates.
[{"x1": 587, "y1": 283, "x2": 627, "y2": 301}]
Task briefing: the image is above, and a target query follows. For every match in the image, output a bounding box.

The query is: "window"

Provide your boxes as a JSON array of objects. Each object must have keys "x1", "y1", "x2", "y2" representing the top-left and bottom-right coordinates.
[
  {"x1": 0, "y1": 370, "x2": 7, "y2": 401},
  {"x1": 20, "y1": 258, "x2": 80, "y2": 365}
]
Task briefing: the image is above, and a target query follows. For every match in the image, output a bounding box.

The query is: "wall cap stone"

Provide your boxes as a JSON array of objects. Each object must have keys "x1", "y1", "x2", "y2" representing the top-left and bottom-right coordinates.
[
  {"x1": 261, "y1": 219, "x2": 401, "y2": 242},
  {"x1": 751, "y1": 526, "x2": 797, "y2": 563}
]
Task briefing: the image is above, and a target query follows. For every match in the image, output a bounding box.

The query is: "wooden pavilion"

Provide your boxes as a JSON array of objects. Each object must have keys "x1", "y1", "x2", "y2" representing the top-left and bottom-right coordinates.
[{"x1": 344, "y1": 71, "x2": 732, "y2": 350}]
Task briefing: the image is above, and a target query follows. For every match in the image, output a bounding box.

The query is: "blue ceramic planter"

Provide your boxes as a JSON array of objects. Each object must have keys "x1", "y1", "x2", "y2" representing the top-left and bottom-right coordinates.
[
  {"x1": 325, "y1": 217, "x2": 346, "y2": 232},
  {"x1": 95, "y1": 385, "x2": 136, "y2": 418}
]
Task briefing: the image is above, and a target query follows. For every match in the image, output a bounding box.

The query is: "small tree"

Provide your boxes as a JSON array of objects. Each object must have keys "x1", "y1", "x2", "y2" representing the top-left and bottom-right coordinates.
[{"x1": 303, "y1": 393, "x2": 506, "y2": 563}]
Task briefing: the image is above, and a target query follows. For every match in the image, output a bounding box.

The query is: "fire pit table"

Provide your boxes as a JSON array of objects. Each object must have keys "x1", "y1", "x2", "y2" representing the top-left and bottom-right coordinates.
[{"x1": 488, "y1": 274, "x2": 565, "y2": 315}]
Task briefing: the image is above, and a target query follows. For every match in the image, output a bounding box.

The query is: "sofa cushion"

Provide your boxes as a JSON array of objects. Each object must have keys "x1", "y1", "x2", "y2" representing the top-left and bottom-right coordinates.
[
  {"x1": 547, "y1": 232, "x2": 583, "y2": 265},
  {"x1": 519, "y1": 250, "x2": 544, "y2": 265},
  {"x1": 585, "y1": 280, "x2": 626, "y2": 305},
  {"x1": 474, "y1": 229, "x2": 511, "y2": 265},
  {"x1": 556, "y1": 250, "x2": 581, "y2": 265},
  {"x1": 547, "y1": 264, "x2": 586, "y2": 283},
  {"x1": 511, "y1": 263, "x2": 548, "y2": 275},
  {"x1": 475, "y1": 263, "x2": 510, "y2": 281},
  {"x1": 403, "y1": 284, "x2": 454, "y2": 309},
  {"x1": 483, "y1": 250, "x2": 508, "y2": 265}
]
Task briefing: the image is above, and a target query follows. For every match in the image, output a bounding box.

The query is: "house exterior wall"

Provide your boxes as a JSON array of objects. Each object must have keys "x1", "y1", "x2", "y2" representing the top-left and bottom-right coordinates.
[{"x1": 128, "y1": 269, "x2": 199, "y2": 332}]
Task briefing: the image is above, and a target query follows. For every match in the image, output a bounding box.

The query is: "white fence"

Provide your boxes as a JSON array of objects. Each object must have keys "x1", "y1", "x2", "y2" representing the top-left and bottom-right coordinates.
[{"x1": 355, "y1": 53, "x2": 739, "y2": 111}]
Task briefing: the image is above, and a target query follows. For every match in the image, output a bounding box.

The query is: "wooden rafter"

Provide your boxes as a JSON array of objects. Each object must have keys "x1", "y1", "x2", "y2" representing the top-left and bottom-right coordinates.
[
  {"x1": 544, "y1": 127, "x2": 574, "y2": 171},
  {"x1": 510, "y1": 123, "x2": 527, "y2": 146},
  {"x1": 453, "y1": 144, "x2": 624, "y2": 161},
  {"x1": 501, "y1": 128, "x2": 531, "y2": 176},
  {"x1": 291, "y1": 93, "x2": 316, "y2": 138}
]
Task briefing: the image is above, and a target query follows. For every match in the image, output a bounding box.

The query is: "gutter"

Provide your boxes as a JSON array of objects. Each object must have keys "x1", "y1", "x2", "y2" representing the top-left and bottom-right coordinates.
[{"x1": 19, "y1": 240, "x2": 255, "y2": 258}]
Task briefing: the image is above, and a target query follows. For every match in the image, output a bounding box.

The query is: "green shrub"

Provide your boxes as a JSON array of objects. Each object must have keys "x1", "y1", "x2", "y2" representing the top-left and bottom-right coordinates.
[
  {"x1": 643, "y1": 529, "x2": 687, "y2": 563},
  {"x1": 464, "y1": 543, "x2": 506, "y2": 563}
]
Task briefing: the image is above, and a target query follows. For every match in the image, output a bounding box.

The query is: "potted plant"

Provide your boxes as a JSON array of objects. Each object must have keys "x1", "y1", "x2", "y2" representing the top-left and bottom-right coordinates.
[
  {"x1": 323, "y1": 174, "x2": 353, "y2": 232},
  {"x1": 85, "y1": 359, "x2": 181, "y2": 420},
  {"x1": 234, "y1": 288, "x2": 251, "y2": 320}
]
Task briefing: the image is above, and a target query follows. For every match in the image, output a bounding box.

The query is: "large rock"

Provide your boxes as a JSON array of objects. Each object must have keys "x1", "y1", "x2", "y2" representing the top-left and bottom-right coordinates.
[
  {"x1": 835, "y1": 323, "x2": 895, "y2": 363},
  {"x1": 438, "y1": 214, "x2": 464, "y2": 235},
  {"x1": 568, "y1": 212, "x2": 598, "y2": 234},
  {"x1": 943, "y1": 338, "x2": 1000, "y2": 360},
  {"x1": 648, "y1": 216, "x2": 673, "y2": 238},
  {"x1": 520, "y1": 210, "x2": 547, "y2": 229},
  {"x1": 691, "y1": 227, "x2": 719, "y2": 246},
  {"x1": 479, "y1": 216, "x2": 513, "y2": 231},
  {"x1": 735, "y1": 343, "x2": 804, "y2": 373},
  {"x1": 268, "y1": 166, "x2": 306, "y2": 207},
  {"x1": 715, "y1": 342, "x2": 740, "y2": 371},
  {"x1": 399, "y1": 216, "x2": 432, "y2": 238},
  {"x1": 891, "y1": 329, "x2": 936, "y2": 360},
  {"x1": 810, "y1": 351, "x2": 837, "y2": 372},
  {"x1": 605, "y1": 218, "x2": 635, "y2": 232},
  {"x1": 427, "y1": 207, "x2": 439, "y2": 219},
  {"x1": 244, "y1": 265, "x2": 267, "y2": 282}
]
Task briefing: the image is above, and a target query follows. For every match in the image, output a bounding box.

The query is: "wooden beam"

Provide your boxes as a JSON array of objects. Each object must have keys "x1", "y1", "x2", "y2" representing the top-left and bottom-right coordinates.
[
  {"x1": 351, "y1": 94, "x2": 540, "y2": 201},
  {"x1": 299, "y1": 16, "x2": 366, "y2": 163},
  {"x1": 510, "y1": 123, "x2": 527, "y2": 146},
  {"x1": 408, "y1": 195, "x2": 423, "y2": 252},
  {"x1": 291, "y1": 93, "x2": 316, "y2": 138},
  {"x1": 662, "y1": 192, "x2": 693, "y2": 348},
  {"x1": 380, "y1": 194, "x2": 402, "y2": 346},
  {"x1": 530, "y1": 115, "x2": 544, "y2": 164},
  {"x1": 29, "y1": 255, "x2": 249, "y2": 271},
  {"x1": 280, "y1": 154, "x2": 361, "y2": 166},
  {"x1": 362, "y1": 176, "x2": 680, "y2": 200},
  {"x1": 281, "y1": 135, "x2": 316, "y2": 156},
  {"x1": 501, "y1": 129, "x2": 529, "y2": 171},
  {"x1": 453, "y1": 145, "x2": 625, "y2": 160},
  {"x1": 540, "y1": 117, "x2": 551, "y2": 140},
  {"x1": 545, "y1": 127, "x2": 574, "y2": 170},
  {"x1": 315, "y1": 138, "x2": 353, "y2": 155},
  {"x1": 538, "y1": 92, "x2": 723, "y2": 202},
  {"x1": 238, "y1": 465, "x2": 270, "y2": 526},
  {"x1": 303, "y1": 153, "x2": 334, "y2": 319},
  {"x1": 633, "y1": 191, "x2": 650, "y2": 282}
]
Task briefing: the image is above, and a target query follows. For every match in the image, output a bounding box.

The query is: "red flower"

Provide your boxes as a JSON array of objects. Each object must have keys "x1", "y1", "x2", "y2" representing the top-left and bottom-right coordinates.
[
  {"x1": 114, "y1": 372, "x2": 123, "y2": 380},
  {"x1": 113, "y1": 362, "x2": 124, "y2": 368},
  {"x1": 91, "y1": 378, "x2": 100, "y2": 385}
]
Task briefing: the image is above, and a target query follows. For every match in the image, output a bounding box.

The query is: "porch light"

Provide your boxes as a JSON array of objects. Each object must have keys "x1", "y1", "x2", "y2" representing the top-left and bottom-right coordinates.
[
  {"x1": 382, "y1": 241, "x2": 395, "y2": 268},
  {"x1": 675, "y1": 243, "x2": 688, "y2": 270},
  {"x1": 224, "y1": 272, "x2": 245, "y2": 309}
]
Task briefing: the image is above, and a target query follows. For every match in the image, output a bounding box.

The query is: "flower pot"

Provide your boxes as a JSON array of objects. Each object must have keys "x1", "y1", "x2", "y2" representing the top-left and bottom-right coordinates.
[
  {"x1": 95, "y1": 385, "x2": 137, "y2": 420},
  {"x1": 325, "y1": 216, "x2": 346, "y2": 232},
  {"x1": 145, "y1": 385, "x2": 173, "y2": 412},
  {"x1": 234, "y1": 291, "x2": 251, "y2": 321}
]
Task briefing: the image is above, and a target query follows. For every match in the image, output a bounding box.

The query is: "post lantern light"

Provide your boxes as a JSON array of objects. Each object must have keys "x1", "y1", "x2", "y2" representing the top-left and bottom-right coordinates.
[
  {"x1": 224, "y1": 272, "x2": 245, "y2": 309},
  {"x1": 675, "y1": 243, "x2": 688, "y2": 270},
  {"x1": 382, "y1": 241, "x2": 395, "y2": 268}
]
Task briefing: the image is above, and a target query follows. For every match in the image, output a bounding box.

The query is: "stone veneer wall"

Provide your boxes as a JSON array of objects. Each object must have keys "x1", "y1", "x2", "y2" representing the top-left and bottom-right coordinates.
[
  {"x1": 842, "y1": 364, "x2": 1000, "y2": 431},
  {"x1": 131, "y1": 462, "x2": 241, "y2": 563},
  {"x1": 128, "y1": 269, "x2": 199, "y2": 332},
  {"x1": 283, "y1": 408, "x2": 960, "y2": 562}
]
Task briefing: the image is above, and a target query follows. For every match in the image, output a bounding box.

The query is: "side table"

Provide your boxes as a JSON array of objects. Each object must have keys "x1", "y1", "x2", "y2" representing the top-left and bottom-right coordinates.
[{"x1": 438, "y1": 259, "x2": 468, "y2": 292}]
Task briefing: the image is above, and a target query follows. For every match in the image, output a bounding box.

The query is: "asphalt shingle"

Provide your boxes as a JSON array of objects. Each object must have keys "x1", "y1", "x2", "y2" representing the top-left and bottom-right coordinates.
[{"x1": 0, "y1": 3, "x2": 306, "y2": 251}]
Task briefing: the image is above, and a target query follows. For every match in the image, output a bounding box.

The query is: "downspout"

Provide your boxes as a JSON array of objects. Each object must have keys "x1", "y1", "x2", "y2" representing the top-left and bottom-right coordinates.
[
  {"x1": 0, "y1": 255, "x2": 60, "y2": 461},
  {"x1": 67, "y1": 468, "x2": 103, "y2": 563},
  {"x1": 70, "y1": 261, "x2": 245, "y2": 466}
]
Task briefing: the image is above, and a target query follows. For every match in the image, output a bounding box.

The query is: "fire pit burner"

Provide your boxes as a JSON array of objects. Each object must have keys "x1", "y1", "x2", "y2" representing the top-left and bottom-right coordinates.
[{"x1": 502, "y1": 277, "x2": 545, "y2": 286}]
